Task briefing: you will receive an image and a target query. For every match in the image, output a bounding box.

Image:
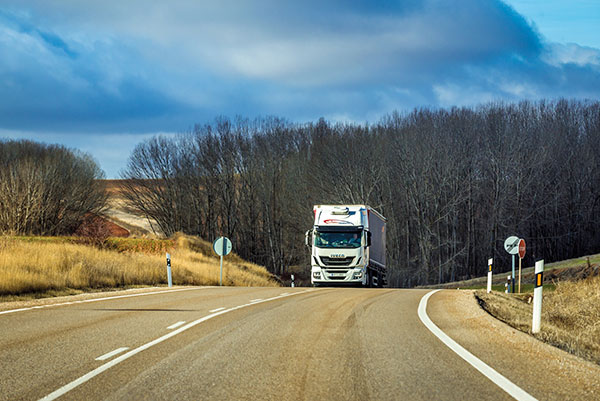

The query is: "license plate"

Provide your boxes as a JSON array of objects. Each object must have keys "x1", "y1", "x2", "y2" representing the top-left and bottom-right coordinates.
[{"x1": 329, "y1": 273, "x2": 346, "y2": 277}]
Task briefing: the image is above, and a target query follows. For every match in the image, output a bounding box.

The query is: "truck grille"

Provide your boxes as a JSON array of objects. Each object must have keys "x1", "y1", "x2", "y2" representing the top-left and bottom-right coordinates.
[{"x1": 320, "y1": 256, "x2": 354, "y2": 266}]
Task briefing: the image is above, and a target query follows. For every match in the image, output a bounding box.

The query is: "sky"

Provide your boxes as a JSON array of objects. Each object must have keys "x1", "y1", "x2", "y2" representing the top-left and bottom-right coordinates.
[{"x1": 1, "y1": 0, "x2": 599, "y2": 178}]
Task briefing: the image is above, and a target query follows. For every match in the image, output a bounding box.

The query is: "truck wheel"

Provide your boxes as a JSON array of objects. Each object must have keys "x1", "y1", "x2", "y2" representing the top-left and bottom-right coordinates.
[{"x1": 368, "y1": 271, "x2": 376, "y2": 288}]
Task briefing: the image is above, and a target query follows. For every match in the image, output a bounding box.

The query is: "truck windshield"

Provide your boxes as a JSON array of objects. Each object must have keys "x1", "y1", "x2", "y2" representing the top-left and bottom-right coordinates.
[{"x1": 314, "y1": 231, "x2": 362, "y2": 248}]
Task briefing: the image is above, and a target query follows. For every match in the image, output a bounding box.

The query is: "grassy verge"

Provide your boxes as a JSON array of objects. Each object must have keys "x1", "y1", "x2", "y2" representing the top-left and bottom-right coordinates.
[
  {"x1": 428, "y1": 253, "x2": 600, "y2": 291},
  {"x1": 0, "y1": 234, "x2": 278, "y2": 300},
  {"x1": 476, "y1": 274, "x2": 600, "y2": 365}
]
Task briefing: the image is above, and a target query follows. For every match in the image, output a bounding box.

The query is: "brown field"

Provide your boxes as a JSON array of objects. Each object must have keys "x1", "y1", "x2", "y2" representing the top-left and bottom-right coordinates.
[
  {"x1": 100, "y1": 179, "x2": 159, "y2": 236},
  {"x1": 476, "y1": 272, "x2": 600, "y2": 365},
  {"x1": 0, "y1": 234, "x2": 278, "y2": 299}
]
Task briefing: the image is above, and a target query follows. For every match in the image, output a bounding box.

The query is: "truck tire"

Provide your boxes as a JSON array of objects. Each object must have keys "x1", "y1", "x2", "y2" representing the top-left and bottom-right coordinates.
[
  {"x1": 368, "y1": 271, "x2": 376, "y2": 288},
  {"x1": 377, "y1": 272, "x2": 384, "y2": 288}
]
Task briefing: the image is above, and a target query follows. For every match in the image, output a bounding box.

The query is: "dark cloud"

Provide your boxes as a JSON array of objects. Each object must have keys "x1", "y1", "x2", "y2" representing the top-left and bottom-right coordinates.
[{"x1": 0, "y1": 0, "x2": 598, "y2": 136}]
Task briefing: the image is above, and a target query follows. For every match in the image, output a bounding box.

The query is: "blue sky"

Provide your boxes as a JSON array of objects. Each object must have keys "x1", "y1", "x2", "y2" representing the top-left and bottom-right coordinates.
[{"x1": 1, "y1": 0, "x2": 599, "y2": 178}]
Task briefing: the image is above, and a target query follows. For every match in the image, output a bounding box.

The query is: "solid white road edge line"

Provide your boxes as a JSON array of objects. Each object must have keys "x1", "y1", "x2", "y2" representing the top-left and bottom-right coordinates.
[
  {"x1": 95, "y1": 347, "x2": 129, "y2": 361},
  {"x1": 38, "y1": 289, "x2": 316, "y2": 401},
  {"x1": 0, "y1": 287, "x2": 200, "y2": 316},
  {"x1": 208, "y1": 307, "x2": 225, "y2": 313},
  {"x1": 166, "y1": 321, "x2": 186, "y2": 330},
  {"x1": 249, "y1": 298, "x2": 263, "y2": 303},
  {"x1": 418, "y1": 290, "x2": 537, "y2": 401}
]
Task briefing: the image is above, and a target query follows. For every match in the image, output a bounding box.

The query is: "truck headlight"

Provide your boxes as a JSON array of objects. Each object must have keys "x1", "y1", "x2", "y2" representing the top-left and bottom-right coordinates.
[{"x1": 313, "y1": 272, "x2": 321, "y2": 279}]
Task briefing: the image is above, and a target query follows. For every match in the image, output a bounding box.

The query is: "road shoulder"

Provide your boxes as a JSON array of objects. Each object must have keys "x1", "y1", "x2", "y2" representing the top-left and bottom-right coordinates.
[
  {"x1": 0, "y1": 286, "x2": 196, "y2": 313},
  {"x1": 427, "y1": 290, "x2": 600, "y2": 401}
]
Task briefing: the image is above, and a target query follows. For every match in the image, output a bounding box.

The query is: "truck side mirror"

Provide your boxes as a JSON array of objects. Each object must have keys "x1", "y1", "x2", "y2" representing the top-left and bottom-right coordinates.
[
  {"x1": 305, "y1": 229, "x2": 312, "y2": 248},
  {"x1": 367, "y1": 231, "x2": 372, "y2": 247}
]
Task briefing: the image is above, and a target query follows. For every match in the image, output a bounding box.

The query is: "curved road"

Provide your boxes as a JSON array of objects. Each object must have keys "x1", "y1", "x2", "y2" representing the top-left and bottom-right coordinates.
[{"x1": 0, "y1": 287, "x2": 597, "y2": 400}]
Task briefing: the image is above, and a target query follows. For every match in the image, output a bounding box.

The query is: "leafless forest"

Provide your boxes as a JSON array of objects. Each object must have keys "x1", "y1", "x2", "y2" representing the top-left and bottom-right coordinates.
[
  {"x1": 121, "y1": 100, "x2": 600, "y2": 286},
  {"x1": 0, "y1": 140, "x2": 106, "y2": 236}
]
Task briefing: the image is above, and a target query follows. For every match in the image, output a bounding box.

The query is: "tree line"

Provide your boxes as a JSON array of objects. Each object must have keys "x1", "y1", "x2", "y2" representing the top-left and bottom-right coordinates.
[
  {"x1": 0, "y1": 140, "x2": 106, "y2": 236},
  {"x1": 121, "y1": 99, "x2": 600, "y2": 286}
]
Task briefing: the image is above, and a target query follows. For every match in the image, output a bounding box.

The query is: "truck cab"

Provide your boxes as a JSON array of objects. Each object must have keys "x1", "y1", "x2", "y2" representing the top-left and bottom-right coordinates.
[{"x1": 306, "y1": 205, "x2": 385, "y2": 287}]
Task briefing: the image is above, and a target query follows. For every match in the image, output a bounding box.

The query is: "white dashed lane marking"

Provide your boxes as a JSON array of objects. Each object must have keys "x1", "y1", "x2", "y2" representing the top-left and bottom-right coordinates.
[
  {"x1": 167, "y1": 321, "x2": 186, "y2": 330},
  {"x1": 95, "y1": 347, "x2": 129, "y2": 361}
]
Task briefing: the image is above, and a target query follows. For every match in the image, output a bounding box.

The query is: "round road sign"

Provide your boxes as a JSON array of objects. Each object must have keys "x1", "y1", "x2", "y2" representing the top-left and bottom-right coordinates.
[
  {"x1": 213, "y1": 237, "x2": 232, "y2": 256},
  {"x1": 518, "y1": 239, "x2": 526, "y2": 259},
  {"x1": 504, "y1": 236, "x2": 520, "y2": 255}
]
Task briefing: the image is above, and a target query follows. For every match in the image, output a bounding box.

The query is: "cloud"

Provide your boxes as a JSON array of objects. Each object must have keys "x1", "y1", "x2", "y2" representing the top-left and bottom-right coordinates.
[
  {"x1": 0, "y1": 9, "x2": 198, "y2": 132},
  {"x1": 0, "y1": 0, "x2": 598, "y2": 135},
  {"x1": 43, "y1": 0, "x2": 540, "y2": 87},
  {"x1": 543, "y1": 43, "x2": 600, "y2": 67}
]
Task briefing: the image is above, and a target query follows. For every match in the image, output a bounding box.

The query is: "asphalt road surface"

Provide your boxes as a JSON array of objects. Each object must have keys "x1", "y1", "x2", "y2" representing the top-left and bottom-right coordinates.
[{"x1": 1, "y1": 287, "x2": 598, "y2": 400}]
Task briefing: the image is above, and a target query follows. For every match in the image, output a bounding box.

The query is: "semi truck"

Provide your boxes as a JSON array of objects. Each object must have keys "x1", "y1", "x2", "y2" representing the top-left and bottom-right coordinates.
[{"x1": 306, "y1": 205, "x2": 386, "y2": 287}]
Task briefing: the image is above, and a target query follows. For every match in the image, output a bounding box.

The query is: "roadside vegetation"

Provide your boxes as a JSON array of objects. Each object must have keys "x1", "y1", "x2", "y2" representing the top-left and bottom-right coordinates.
[
  {"x1": 428, "y1": 254, "x2": 600, "y2": 291},
  {"x1": 0, "y1": 139, "x2": 106, "y2": 235},
  {"x1": 473, "y1": 255, "x2": 600, "y2": 364},
  {"x1": 0, "y1": 234, "x2": 278, "y2": 300},
  {"x1": 120, "y1": 100, "x2": 600, "y2": 286}
]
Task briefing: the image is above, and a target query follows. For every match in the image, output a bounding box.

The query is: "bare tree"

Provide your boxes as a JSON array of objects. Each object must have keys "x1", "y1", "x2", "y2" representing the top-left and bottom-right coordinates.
[{"x1": 0, "y1": 140, "x2": 106, "y2": 235}]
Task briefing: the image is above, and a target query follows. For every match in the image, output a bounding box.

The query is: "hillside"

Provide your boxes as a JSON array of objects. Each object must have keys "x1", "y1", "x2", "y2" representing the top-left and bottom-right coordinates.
[
  {"x1": 442, "y1": 254, "x2": 600, "y2": 365},
  {"x1": 426, "y1": 254, "x2": 600, "y2": 292},
  {"x1": 100, "y1": 179, "x2": 159, "y2": 237},
  {"x1": 0, "y1": 234, "x2": 279, "y2": 300}
]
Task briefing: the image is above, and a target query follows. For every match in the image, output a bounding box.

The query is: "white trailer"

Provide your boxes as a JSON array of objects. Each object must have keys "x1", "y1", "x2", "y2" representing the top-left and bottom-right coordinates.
[{"x1": 306, "y1": 205, "x2": 386, "y2": 287}]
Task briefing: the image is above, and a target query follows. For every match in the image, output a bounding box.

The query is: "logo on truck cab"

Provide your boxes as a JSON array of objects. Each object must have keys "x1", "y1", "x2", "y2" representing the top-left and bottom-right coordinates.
[{"x1": 323, "y1": 219, "x2": 353, "y2": 225}]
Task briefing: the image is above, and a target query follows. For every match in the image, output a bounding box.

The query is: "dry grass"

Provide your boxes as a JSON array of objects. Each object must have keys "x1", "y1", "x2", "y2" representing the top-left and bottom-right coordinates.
[
  {"x1": 428, "y1": 253, "x2": 600, "y2": 290},
  {"x1": 0, "y1": 234, "x2": 278, "y2": 298},
  {"x1": 476, "y1": 273, "x2": 600, "y2": 364}
]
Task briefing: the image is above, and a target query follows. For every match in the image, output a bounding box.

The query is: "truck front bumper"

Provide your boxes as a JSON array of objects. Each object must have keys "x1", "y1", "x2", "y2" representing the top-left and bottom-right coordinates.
[{"x1": 311, "y1": 267, "x2": 365, "y2": 285}]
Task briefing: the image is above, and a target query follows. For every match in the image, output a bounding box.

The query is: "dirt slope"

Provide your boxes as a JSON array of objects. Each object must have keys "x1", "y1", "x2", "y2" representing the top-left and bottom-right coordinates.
[{"x1": 101, "y1": 180, "x2": 159, "y2": 237}]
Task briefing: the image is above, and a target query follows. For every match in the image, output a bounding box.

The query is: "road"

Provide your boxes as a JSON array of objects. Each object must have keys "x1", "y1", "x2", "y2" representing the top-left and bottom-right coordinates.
[{"x1": 0, "y1": 287, "x2": 598, "y2": 400}]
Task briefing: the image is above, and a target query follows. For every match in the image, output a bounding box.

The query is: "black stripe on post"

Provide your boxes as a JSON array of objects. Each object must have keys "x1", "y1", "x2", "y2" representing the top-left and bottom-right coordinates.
[{"x1": 535, "y1": 272, "x2": 543, "y2": 288}]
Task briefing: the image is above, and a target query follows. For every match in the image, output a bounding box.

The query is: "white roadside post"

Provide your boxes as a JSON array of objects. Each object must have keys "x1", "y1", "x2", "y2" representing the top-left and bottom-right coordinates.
[
  {"x1": 166, "y1": 253, "x2": 173, "y2": 287},
  {"x1": 291, "y1": 274, "x2": 295, "y2": 288},
  {"x1": 532, "y1": 260, "x2": 544, "y2": 333},
  {"x1": 487, "y1": 258, "x2": 493, "y2": 293}
]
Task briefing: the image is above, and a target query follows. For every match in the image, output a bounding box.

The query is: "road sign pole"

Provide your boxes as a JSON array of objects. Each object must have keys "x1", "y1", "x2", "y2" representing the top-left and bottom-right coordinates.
[
  {"x1": 511, "y1": 254, "x2": 515, "y2": 293},
  {"x1": 518, "y1": 257, "x2": 522, "y2": 293},
  {"x1": 220, "y1": 236, "x2": 224, "y2": 286},
  {"x1": 220, "y1": 254, "x2": 223, "y2": 286},
  {"x1": 213, "y1": 236, "x2": 232, "y2": 287},
  {"x1": 517, "y1": 239, "x2": 526, "y2": 294},
  {"x1": 532, "y1": 260, "x2": 544, "y2": 333},
  {"x1": 504, "y1": 236, "x2": 520, "y2": 294}
]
